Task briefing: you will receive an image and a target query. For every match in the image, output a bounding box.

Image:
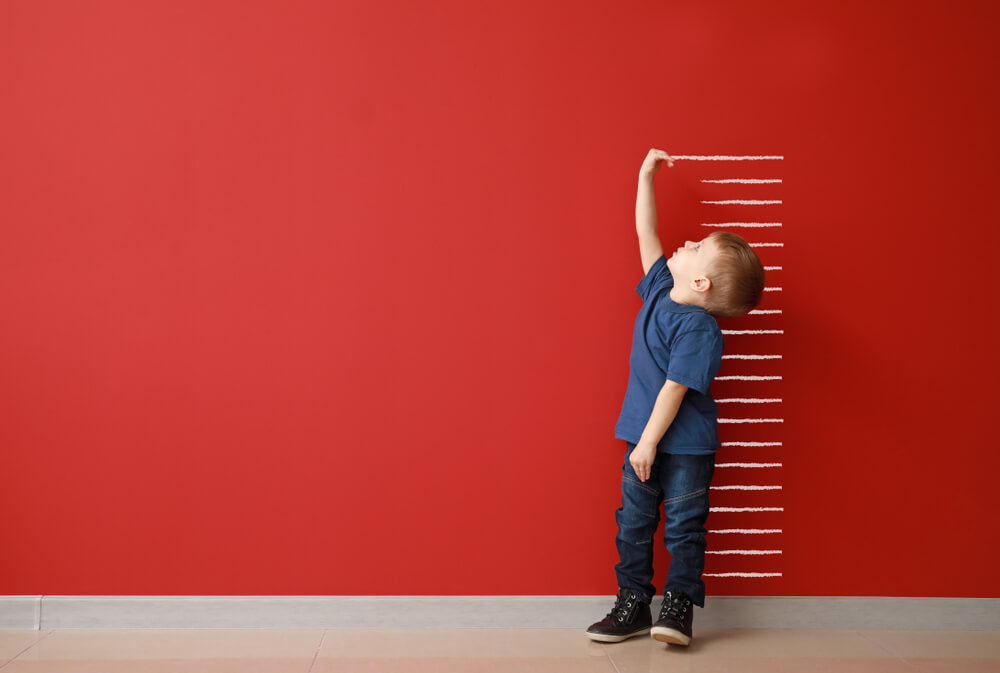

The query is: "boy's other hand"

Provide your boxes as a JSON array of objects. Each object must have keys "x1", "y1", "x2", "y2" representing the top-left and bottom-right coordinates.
[
  {"x1": 629, "y1": 440, "x2": 658, "y2": 482},
  {"x1": 639, "y1": 148, "x2": 675, "y2": 179}
]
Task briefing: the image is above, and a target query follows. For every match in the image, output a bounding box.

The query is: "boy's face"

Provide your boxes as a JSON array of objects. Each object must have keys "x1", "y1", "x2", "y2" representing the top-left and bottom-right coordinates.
[{"x1": 667, "y1": 235, "x2": 719, "y2": 288}]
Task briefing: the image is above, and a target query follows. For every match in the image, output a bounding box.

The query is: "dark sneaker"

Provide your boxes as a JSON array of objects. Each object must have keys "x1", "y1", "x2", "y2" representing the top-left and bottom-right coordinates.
[
  {"x1": 651, "y1": 589, "x2": 694, "y2": 646},
  {"x1": 585, "y1": 587, "x2": 652, "y2": 642}
]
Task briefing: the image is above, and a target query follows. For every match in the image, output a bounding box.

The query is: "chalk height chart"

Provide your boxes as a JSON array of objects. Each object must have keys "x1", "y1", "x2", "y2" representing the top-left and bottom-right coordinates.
[{"x1": 674, "y1": 154, "x2": 785, "y2": 583}]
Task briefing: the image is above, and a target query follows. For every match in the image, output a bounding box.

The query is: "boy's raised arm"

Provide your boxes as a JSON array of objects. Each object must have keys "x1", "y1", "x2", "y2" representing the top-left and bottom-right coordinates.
[{"x1": 636, "y1": 149, "x2": 674, "y2": 275}]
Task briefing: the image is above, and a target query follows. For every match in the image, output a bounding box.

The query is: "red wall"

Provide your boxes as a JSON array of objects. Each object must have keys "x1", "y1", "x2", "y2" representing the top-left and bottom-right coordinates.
[{"x1": 1, "y1": 0, "x2": 997, "y2": 597}]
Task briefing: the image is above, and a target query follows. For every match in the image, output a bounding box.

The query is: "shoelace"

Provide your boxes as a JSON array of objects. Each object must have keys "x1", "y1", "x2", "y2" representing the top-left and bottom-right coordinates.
[
  {"x1": 607, "y1": 592, "x2": 636, "y2": 624},
  {"x1": 659, "y1": 591, "x2": 689, "y2": 621}
]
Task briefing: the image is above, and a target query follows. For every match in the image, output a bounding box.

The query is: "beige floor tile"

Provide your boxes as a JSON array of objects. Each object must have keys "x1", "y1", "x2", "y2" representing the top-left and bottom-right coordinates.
[
  {"x1": 857, "y1": 630, "x2": 1000, "y2": 658},
  {"x1": 0, "y1": 631, "x2": 53, "y2": 665},
  {"x1": 607, "y1": 655, "x2": 926, "y2": 673},
  {"x1": 317, "y1": 629, "x2": 608, "y2": 658},
  {"x1": 600, "y1": 629, "x2": 896, "y2": 659},
  {"x1": 904, "y1": 659, "x2": 1000, "y2": 672},
  {"x1": 9, "y1": 629, "x2": 323, "y2": 660},
  {"x1": 312, "y1": 657, "x2": 616, "y2": 673},
  {"x1": 2, "y1": 629, "x2": 997, "y2": 673},
  {"x1": 1, "y1": 658, "x2": 314, "y2": 672}
]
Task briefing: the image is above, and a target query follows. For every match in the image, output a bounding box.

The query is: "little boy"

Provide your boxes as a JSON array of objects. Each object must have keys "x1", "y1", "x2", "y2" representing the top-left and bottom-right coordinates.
[{"x1": 585, "y1": 149, "x2": 766, "y2": 647}]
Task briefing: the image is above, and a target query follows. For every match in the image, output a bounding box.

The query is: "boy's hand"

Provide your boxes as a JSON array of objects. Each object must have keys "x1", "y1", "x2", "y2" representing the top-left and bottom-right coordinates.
[
  {"x1": 639, "y1": 148, "x2": 675, "y2": 179},
  {"x1": 629, "y1": 440, "x2": 658, "y2": 482}
]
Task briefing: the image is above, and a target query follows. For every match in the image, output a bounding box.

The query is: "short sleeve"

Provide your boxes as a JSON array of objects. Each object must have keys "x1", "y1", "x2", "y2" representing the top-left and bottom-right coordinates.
[
  {"x1": 666, "y1": 329, "x2": 724, "y2": 395},
  {"x1": 635, "y1": 254, "x2": 673, "y2": 303}
]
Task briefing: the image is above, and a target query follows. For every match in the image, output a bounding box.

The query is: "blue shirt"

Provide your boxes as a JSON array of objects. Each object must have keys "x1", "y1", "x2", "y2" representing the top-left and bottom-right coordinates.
[{"x1": 614, "y1": 254, "x2": 724, "y2": 455}]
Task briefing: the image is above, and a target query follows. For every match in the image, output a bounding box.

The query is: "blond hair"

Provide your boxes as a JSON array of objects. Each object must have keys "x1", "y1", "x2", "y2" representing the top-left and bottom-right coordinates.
[{"x1": 701, "y1": 231, "x2": 766, "y2": 319}]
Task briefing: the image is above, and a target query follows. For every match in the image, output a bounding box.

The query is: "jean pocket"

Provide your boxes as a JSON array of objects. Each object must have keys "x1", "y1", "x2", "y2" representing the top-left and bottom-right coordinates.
[{"x1": 623, "y1": 474, "x2": 660, "y2": 498}]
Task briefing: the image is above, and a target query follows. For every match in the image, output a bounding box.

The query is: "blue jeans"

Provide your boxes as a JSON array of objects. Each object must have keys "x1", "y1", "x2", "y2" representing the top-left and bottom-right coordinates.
[{"x1": 614, "y1": 441, "x2": 716, "y2": 608}]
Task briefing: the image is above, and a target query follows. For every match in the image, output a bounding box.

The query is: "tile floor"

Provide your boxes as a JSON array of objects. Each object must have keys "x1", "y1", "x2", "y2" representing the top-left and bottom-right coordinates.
[{"x1": 1, "y1": 628, "x2": 998, "y2": 672}]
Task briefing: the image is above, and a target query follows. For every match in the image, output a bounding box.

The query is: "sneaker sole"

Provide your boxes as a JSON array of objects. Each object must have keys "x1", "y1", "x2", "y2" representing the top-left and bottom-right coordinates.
[
  {"x1": 584, "y1": 627, "x2": 651, "y2": 643},
  {"x1": 650, "y1": 625, "x2": 691, "y2": 646}
]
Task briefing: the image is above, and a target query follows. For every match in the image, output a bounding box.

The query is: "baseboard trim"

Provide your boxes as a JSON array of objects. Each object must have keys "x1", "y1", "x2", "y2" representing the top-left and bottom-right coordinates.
[{"x1": 2, "y1": 596, "x2": 997, "y2": 630}]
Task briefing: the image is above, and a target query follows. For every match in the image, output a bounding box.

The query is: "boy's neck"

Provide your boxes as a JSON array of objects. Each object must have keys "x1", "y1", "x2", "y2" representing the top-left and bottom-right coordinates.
[{"x1": 669, "y1": 285, "x2": 708, "y2": 308}]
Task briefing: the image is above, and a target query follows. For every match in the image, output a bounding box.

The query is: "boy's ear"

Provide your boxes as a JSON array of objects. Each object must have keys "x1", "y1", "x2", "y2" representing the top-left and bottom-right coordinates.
[{"x1": 691, "y1": 276, "x2": 712, "y2": 293}]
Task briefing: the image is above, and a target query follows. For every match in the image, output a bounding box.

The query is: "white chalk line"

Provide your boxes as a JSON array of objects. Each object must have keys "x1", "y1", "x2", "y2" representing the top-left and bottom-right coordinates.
[
  {"x1": 719, "y1": 418, "x2": 784, "y2": 424},
  {"x1": 722, "y1": 354, "x2": 781, "y2": 359},
  {"x1": 701, "y1": 179, "x2": 782, "y2": 184},
  {"x1": 750, "y1": 242, "x2": 783, "y2": 247},
  {"x1": 749, "y1": 309, "x2": 782, "y2": 314},
  {"x1": 702, "y1": 200, "x2": 782, "y2": 205},
  {"x1": 716, "y1": 398, "x2": 782, "y2": 403},
  {"x1": 715, "y1": 463, "x2": 782, "y2": 468},
  {"x1": 722, "y1": 329, "x2": 783, "y2": 334},
  {"x1": 704, "y1": 572, "x2": 783, "y2": 577},
  {"x1": 701, "y1": 222, "x2": 782, "y2": 227},
  {"x1": 706, "y1": 549, "x2": 782, "y2": 555},
  {"x1": 672, "y1": 155, "x2": 784, "y2": 160},
  {"x1": 709, "y1": 528, "x2": 783, "y2": 534},
  {"x1": 763, "y1": 287, "x2": 782, "y2": 292},
  {"x1": 763, "y1": 266, "x2": 782, "y2": 271},
  {"x1": 712, "y1": 485, "x2": 782, "y2": 490},
  {"x1": 712, "y1": 506, "x2": 783, "y2": 512},
  {"x1": 722, "y1": 442, "x2": 782, "y2": 447},
  {"x1": 715, "y1": 376, "x2": 782, "y2": 381}
]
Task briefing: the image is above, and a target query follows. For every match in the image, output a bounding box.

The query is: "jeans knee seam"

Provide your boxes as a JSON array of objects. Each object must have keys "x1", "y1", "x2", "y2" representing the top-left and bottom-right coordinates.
[{"x1": 664, "y1": 486, "x2": 706, "y2": 505}]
